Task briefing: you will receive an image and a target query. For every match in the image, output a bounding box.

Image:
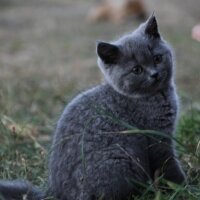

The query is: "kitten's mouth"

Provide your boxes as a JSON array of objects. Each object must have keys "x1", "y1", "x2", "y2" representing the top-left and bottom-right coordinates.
[
  {"x1": 151, "y1": 77, "x2": 161, "y2": 86},
  {"x1": 149, "y1": 77, "x2": 164, "y2": 93}
]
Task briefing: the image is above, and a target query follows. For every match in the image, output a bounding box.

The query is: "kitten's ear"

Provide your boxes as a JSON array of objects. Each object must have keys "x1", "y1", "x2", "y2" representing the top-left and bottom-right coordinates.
[
  {"x1": 97, "y1": 42, "x2": 121, "y2": 65},
  {"x1": 145, "y1": 15, "x2": 160, "y2": 38}
]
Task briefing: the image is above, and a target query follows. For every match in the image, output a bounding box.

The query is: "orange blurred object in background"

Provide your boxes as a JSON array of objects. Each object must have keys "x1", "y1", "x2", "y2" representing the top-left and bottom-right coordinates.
[{"x1": 87, "y1": 0, "x2": 147, "y2": 23}]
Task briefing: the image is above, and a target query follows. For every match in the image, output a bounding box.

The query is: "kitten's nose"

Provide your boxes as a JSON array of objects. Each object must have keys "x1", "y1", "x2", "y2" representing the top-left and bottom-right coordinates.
[{"x1": 150, "y1": 72, "x2": 159, "y2": 79}]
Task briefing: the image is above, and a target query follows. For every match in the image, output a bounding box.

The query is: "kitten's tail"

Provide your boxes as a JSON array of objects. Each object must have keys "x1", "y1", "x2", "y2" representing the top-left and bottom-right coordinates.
[{"x1": 0, "y1": 180, "x2": 45, "y2": 200}]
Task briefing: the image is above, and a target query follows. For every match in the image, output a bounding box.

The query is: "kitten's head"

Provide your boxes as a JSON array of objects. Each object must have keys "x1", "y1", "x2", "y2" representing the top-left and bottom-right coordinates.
[{"x1": 97, "y1": 15, "x2": 174, "y2": 98}]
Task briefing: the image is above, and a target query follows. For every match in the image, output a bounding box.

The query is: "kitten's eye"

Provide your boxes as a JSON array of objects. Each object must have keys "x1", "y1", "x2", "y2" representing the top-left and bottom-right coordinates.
[
  {"x1": 132, "y1": 65, "x2": 143, "y2": 75},
  {"x1": 153, "y1": 54, "x2": 163, "y2": 64}
]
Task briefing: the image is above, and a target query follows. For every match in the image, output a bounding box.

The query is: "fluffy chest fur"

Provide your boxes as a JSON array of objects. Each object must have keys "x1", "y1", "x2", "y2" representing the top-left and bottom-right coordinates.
[{"x1": 102, "y1": 84, "x2": 177, "y2": 134}]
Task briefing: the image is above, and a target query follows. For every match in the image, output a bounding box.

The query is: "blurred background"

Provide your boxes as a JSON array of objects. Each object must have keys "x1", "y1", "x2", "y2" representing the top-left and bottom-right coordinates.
[
  {"x1": 0, "y1": 0, "x2": 200, "y2": 122},
  {"x1": 0, "y1": 0, "x2": 200, "y2": 189}
]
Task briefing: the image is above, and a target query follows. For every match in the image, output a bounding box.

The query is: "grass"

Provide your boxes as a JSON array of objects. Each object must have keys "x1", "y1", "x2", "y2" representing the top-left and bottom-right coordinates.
[{"x1": 0, "y1": 0, "x2": 200, "y2": 199}]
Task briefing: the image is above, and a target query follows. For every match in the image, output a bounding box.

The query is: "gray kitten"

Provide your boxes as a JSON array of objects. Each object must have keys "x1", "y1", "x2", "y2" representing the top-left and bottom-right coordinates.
[{"x1": 0, "y1": 15, "x2": 185, "y2": 200}]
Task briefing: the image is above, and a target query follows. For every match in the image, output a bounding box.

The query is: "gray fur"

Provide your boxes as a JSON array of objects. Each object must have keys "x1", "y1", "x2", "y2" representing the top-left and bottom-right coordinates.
[{"x1": 0, "y1": 16, "x2": 185, "y2": 200}]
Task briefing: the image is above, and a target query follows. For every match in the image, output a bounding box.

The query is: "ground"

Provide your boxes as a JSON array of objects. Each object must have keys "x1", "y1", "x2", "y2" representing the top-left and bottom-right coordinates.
[{"x1": 0, "y1": 0, "x2": 199, "y2": 199}]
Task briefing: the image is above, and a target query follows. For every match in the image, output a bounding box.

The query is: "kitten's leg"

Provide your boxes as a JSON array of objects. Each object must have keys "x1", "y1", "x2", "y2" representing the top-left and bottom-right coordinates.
[
  {"x1": 149, "y1": 138, "x2": 186, "y2": 184},
  {"x1": 161, "y1": 155, "x2": 186, "y2": 184},
  {"x1": 82, "y1": 137, "x2": 151, "y2": 200},
  {"x1": 84, "y1": 157, "x2": 149, "y2": 200}
]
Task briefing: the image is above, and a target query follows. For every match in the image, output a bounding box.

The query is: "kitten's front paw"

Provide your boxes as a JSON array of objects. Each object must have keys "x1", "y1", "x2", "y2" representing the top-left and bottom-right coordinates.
[{"x1": 162, "y1": 158, "x2": 186, "y2": 185}]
